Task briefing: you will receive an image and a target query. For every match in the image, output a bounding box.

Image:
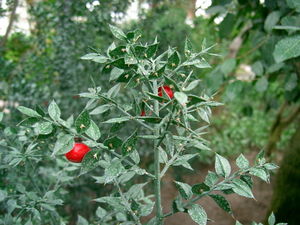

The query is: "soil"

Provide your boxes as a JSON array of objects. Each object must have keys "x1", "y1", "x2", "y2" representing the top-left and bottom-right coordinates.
[{"x1": 145, "y1": 151, "x2": 275, "y2": 225}]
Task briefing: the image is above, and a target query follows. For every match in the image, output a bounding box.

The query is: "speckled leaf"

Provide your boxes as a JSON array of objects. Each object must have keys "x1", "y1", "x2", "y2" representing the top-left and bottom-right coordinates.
[
  {"x1": 174, "y1": 181, "x2": 192, "y2": 200},
  {"x1": 75, "y1": 111, "x2": 91, "y2": 133},
  {"x1": 209, "y1": 194, "x2": 232, "y2": 213},
  {"x1": 215, "y1": 154, "x2": 231, "y2": 178},
  {"x1": 80, "y1": 150, "x2": 100, "y2": 175},
  {"x1": 121, "y1": 130, "x2": 138, "y2": 156},
  {"x1": 85, "y1": 120, "x2": 101, "y2": 141},
  {"x1": 188, "y1": 204, "x2": 207, "y2": 225}
]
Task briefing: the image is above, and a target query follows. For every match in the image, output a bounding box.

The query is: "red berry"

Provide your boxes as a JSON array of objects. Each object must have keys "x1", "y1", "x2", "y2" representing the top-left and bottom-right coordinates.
[
  {"x1": 158, "y1": 86, "x2": 174, "y2": 99},
  {"x1": 140, "y1": 110, "x2": 146, "y2": 116},
  {"x1": 65, "y1": 143, "x2": 91, "y2": 163}
]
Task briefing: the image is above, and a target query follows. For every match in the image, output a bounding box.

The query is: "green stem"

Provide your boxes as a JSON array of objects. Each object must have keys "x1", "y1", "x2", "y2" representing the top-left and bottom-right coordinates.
[{"x1": 153, "y1": 80, "x2": 163, "y2": 224}]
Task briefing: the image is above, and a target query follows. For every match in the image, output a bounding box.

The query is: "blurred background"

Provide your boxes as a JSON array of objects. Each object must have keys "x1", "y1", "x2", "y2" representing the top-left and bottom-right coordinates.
[{"x1": 0, "y1": 0, "x2": 299, "y2": 224}]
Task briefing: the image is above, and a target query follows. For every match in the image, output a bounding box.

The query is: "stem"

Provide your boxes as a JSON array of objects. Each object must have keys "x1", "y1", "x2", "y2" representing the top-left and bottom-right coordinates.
[
  {"x1": 114, "y1": 179, "x2": 142, "y2": 225},
  {"x1": 153, "y1": 80, "x2": 163, "y2": 224}
]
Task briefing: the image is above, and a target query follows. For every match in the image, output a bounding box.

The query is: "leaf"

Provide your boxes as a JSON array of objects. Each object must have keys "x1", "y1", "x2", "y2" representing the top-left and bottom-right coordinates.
[
  {"x1": 268, "y1": 212, "x2": 275, "y2": 225},
  {"x1": 264, "y1": 11, "x2": 281, "y2": 32},
  {"x1": 90, "y1": 104, "x2": 111, "y2": 115},
  {"x1": 209, "y1": 194, "x2": 232, "y2": 213},
  {"x1": 80, "y1": 53, "x2": 108, "y2": 63},
  {"x1": 174, "y1": 181, "x2": 192, "y2": 200},
  {"x1": 17, "y1": 106, "x2": 41, "y2": 118},
  {"x1": 249, "y1": 167, "x2": 270, "y2": 183},
  {"x1": 52, "y1": 134, "x2": 74, "y2": 156},
  {"x1": 192, "y1": 183, "x2": 210, "y2": 195},
  {"x1": 146, "y1": 43, "x2": 158, "y2": 58},
  {"x1": 122, "y1": 130, "x2": 138, "y2": 156},
  {"x1": 85, "y1": 120, "x2": 101, "y2": 141},
  {"x1": 174, "y1": 92, "x2": 188, "y2": 106},
  {"x1": 184, "y1": 38, "x2": 193, "y2": 56},
  {"x1": 110, "y1": 67, "x2": 124, "y2": 81},
  {"x1": 220, "y1": 58, "x2": 236, "y2": 75},
  {"x1": 0, "y1": 190, "x2": 7, "y2": 202},
  {"x1": 107, "y1": 83, "x2": 121, "y2": 98},
  {"x1": 184, "y1": 80, "x2": 200, "y2": 92},
  {"x1": 264, "y1": 163, "x2": 279, "y2": 170},
  {"x1": 104, "y1": 160, "x2": 125, "y2": 183},
  {"x1": 215, "y1": 154, "x2": 231, "y2": 178},
  {"x1": 255, "y1": 77, "x2": 268, "y2": 92},
  {"x1": 48, "y1": 100, "x2": 61, "y2": 120},
  {"x1": 167, "y1": 51, "x2": 180, "y2": 68},
  {"x1": 80, "y1": 150, "x2": 100, "y2": 175},
  {"x1": 76, "y1": 215, "x2": 89, "y2": 225},
  {"x1": 188, "y1": 204, "x2": 207, "y2": 225},
  {"x1": 104, "y1": 136, "x2": 123, "y2": 149},
  {"x1": 236, "y1": 154, "x2": 249, "y2": 169},
  {"x1": 75, "y1": 111, "x2": 91, "y2": 133},
  {"x1": 109, "y1": 24, "x2": 126, "y2": 41},
  {"x1": 205, "y1": 171, "x2": 219, "y2": 187},
  {"x1": 103, "y1": 117, "x2": 130, "y2": 124},
  {"x1": 231, "y1": 179, "x2": 255, "y2": 199},
  {"x1": 37, "y1": 122, "x2": 53, "y2": 135},
  {"x1": 273, "y1": 35, "x2": 300, "y2": 63}
]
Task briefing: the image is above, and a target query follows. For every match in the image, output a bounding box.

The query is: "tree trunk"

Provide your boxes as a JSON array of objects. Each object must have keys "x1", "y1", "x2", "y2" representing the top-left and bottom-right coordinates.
[
  {"x1": 269, "y1": 121, "x2": 300, "y2": 224},
  {"x1": 0, "y1": 0, "x2": 19, "y2": 48}
]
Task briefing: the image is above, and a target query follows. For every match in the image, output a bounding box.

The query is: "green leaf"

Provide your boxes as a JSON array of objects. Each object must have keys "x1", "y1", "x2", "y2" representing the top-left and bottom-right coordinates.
[
  {"x1": 52, "y1": 134, "x2": 74, "y2": 156},
  {"x1": 184, "y1": 38, "x2": 193, "y2": 56},
  {"x1": 90, "y1": 104, "x2": 111, "y2": 115},
  {"x1": 209, "y1": 194, "x2": 232, "y2": 213},
  {"x1": 240, "y1": 175, "x2": 253, "y2": 188},
  {"x1": 268, "y1": 212, "x2": 275, "y2": 225},
  {"x1": 215, "y1": 154, "x2": 231, "y2": 178},
  {"x1": 109, "y1": 24, "x2": 127, "y2": 41},
  {"x1": 110, "y1": 67, "x2": 124, "y2": 81},
  {"x1": 192, "y1": 183, "x2": 210, "y2": 195},
  {"x1": 184, "y1": 80, "x2": 200, "y2": 92},
  {"x1": 273, "y1": 35, "x2": 300, "y2": 63},
  {"x1": 146, "y1": 43, "x2": 158, "y2": 58},
  {"x1": 104, "y1": 159, "x2": 125, "y2": 183},
  {"x1": 80, "y1": 53, "x2": 108, "y2": 63},
  {"x1": 235, "y1": 221, "x2": 243, "y2": 225},
  {"x1": 76, "y1": 215, "x2": 89, "y2": 225},
  {"x1": 264, "y1": 11, "x2": 281, "y2": 32},
  {"x1": 220, "y1": 58, "x2": 236, "y2": 75},
  {"x1": 17, "y1": 106, "x2": 41, "y2": 118},
  {"x1": 205, "y1": 171, "x2": 219, "y2": 187},
  {"x1": 236, "y1": 154, "x2": 249, "y2": 169},
  {"x1": 122, "y1": 130, "x2": 138, "y2": 156},
  {"x1": 37, "y1": 122, "x2": 53, "y2": 135},
  {"x1": 231, "y1": 179, "x2": 254, "y2": 199},
  {"x1": 0, "y1": 190, "x2": 7, "y2": 202},
  {"x1": 174, "y1": 92, "x2": 188, "y2": 106},
  {"x1": 48, "y1": 100, "x2": 61, "y2": 120},
  {"x1": 249, "y1": 167, "x2": 270, "y2": 183},
  {"x1": 264, "y1": 163, "x2": 279, "y2": 170},
  {"x1": 102, "y1": 117, "x2": 130, "y2": 124},
  {"x1": 85, "y1": 120, "x2": 101, "y2": 141},
  {"x1": 80, "y1": 150, "x2": 100, "y2": 175},
  {"x1": 174, "y1": 181, "x2": 192, "y2": 200},
  {"x1": 104, "y1": 136, "x2": 123, "y2": 149},
  {"x1": 286, "y1": 0, "x2": 300, "y2": 12},
  {"x1": 167, "y1": 51, "x2": 180, "y2": 68},
  {"x1": 75, "y1": 111, "x2": 91, "y2": 133},
  {"x1": 188, "y1": 204, "x2": 207, "y2": 225},
  {"x1": 255, "y1": 77, "x2": 268, "y2": 92},
  {"x1": 107, "y1": 83, "x2": 121, "y2": 98},
  {"x1": 0, "y1": 112, "x2": 3, "y2": 122}
]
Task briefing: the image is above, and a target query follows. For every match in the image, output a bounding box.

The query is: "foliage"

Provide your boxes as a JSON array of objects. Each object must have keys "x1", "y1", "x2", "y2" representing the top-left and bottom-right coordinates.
[{"x1": 1, "y1": 26, "x2": 280, "y2": 225}]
